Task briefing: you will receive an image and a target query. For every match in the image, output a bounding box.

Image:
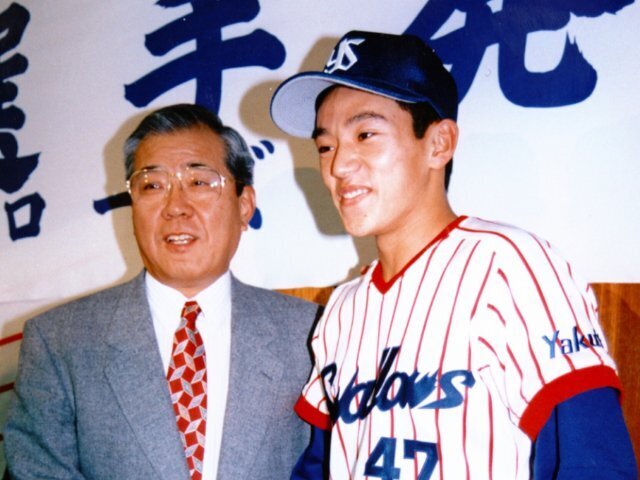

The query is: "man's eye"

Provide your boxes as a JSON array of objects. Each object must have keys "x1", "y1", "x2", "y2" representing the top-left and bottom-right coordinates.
[
  {"x1": 317, "y1": 145, "x2": 333, "y2": 154},
  {"x1": 358, "y1": 132, "x2": 374, "y2": 141},
  {"x1": 142, "y1": 182, "x2": 164, "y2": 191},
  {"x1": 190, "y1": 179, "x2": 210, "y2": 188}
]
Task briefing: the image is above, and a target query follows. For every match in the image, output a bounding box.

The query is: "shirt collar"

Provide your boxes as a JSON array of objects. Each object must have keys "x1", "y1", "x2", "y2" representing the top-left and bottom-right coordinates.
[{"x1": 144, "y1": 271, "x2": 232, "y2": 328}]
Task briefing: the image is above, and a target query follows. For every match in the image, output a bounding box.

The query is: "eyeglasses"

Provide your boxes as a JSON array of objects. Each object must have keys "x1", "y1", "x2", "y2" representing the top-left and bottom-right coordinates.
[{"x1": 126, "y1": 165, "x2": 227, "y2": 203}]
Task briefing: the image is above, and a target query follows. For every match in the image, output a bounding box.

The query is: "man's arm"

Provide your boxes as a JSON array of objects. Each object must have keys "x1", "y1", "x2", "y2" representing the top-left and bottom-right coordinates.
[
  {"x1": 4, "y1": 319, "x2": 87, "y2": 479},
  {"x1": 291, "y1": 426, "x2": 330, "y2": 480},
  {"x1": 532, "y1": 387, "x2": 637, "y2": 479}
]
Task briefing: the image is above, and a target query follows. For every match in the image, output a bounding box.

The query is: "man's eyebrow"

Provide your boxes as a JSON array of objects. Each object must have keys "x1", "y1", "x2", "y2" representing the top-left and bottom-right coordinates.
[
  {"x1": 184, "y1": 162, "x2": 210, "y2": 169},
  {"x1": 313, "y1": 111, "x2": 387, "y2": 139},
  {"x1": 136, "y1": 162, "x2": 211, "y2": 172},
  {"x1": 347, "y1": 111, "x2": 387, "y2": 125},
  {"x1": 135, "y1": 164, "x2": 163, "y2": 172},
  {"x1": 312, "y1": 127, "x2": 326, "y2": 140}
]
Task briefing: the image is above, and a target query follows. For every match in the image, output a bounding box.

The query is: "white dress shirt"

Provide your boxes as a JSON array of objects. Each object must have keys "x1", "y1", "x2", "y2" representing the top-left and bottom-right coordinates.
[{"x1": 145, "y1": 271, "x2": 232, "y2": 480}]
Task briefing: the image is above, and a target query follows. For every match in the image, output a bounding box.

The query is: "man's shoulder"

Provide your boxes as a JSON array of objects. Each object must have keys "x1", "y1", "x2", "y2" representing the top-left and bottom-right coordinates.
[
  {"x1": 231, "y1": 276, "x2": 318, "y2": 313},
  {"x1": 458, "y1": 216, "x2": 534, "y2": 240},
  {"x1": 26, "y1": 275, "x2": 143, "y2": 332},
  {"x1": 230, "y1": 277, "x2": 320, "y2": 346},
  {"x1": 329, "y1": 268, "x2": 373, "y2": 301},
  {"x1": 456, "y1": 216, "x2": 554, "y2": 255},
  {"x1": 457, "y1": 216, "x2": 584, "y2": 284}
]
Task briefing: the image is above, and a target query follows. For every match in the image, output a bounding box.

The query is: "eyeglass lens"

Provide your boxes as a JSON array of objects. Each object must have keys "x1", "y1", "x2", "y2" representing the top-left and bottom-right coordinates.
[{"x1": 129, "y1": 167, "x2": 223, "y2": 200}]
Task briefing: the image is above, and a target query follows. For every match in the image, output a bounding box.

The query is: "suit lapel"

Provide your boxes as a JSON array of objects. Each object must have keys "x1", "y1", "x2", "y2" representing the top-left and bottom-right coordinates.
[
  {"x1": 217, "y1": 277, "x2": 285, "y2": 479},
  {"x1": 102, "y1": 273, "x2": 189, "y2": 479}
]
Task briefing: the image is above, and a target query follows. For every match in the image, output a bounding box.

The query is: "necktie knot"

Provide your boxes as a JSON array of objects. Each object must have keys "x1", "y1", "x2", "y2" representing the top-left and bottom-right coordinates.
[{"x1": 181, "y1": 301, "x2": 201, "y2": 327}]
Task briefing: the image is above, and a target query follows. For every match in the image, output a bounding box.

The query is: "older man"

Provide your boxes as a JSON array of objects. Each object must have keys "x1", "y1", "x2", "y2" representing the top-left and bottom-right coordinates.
[{"x1": 4, "y1": 104, "x2": 317, "y2": 479}]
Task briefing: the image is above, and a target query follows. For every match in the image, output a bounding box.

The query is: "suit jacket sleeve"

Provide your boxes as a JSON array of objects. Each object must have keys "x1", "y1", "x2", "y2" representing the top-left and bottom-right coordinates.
[{"x1": 4, "y1": 318, "x2": 87, "y2": 479}]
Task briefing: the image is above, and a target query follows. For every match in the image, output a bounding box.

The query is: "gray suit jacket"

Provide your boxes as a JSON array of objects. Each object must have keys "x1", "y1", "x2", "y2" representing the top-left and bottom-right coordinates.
[{"x1": 4, "y1": 273, "x2": 318, "y2": 479}]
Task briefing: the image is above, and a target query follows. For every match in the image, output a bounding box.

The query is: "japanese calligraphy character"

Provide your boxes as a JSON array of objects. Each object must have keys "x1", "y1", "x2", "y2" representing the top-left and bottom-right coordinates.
[
  {"x1": 5, "y1": 192, "x2": 45, "y2": 240},
  {"x1": 0, "y1": 3, "x2": 29, "y2": 130},
  {"x1": 125, "y1": 0, "x2": 285, "y2": 113},
  {"x1": 0, "y1": 132, "x2": 38, "y2": 194},
  {"x1": 406, "y1": 0, "x2": 633, "y2": 107}
]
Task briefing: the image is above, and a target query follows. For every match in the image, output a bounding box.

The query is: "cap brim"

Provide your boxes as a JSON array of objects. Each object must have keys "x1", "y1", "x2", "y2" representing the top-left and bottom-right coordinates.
[
  {"x1": 270, "y1": 73, "x2": 335, "y2": 138},
  {"x1": 270, "y1": 71, "x2": 428, "y2": 138}
]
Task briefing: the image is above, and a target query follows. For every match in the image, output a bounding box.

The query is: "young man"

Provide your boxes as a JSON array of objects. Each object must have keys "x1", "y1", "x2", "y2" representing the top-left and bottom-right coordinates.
[{"x1": 270, "y1": 31, "x2": 637, "y2": 478}]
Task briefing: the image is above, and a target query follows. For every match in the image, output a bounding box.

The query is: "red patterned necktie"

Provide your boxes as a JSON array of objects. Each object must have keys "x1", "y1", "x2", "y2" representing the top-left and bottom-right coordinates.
[{"x1": 167, "y1": 301, "x2": 207, "y2": 479}]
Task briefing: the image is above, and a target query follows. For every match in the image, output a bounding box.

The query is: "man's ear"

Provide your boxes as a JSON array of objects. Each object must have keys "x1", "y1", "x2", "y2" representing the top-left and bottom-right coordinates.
[
  {"x1": 238, "y1": 185, "x2": 256, "y2": 231},
  {"x1": 428, "y1": 119, "x2": 458, "y2": 169}
]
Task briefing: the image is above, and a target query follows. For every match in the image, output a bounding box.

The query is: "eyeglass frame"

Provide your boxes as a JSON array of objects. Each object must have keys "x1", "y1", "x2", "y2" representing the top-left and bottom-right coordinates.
[{"x1": 126, "y1": 164, "x2": 229, "y2": 202}]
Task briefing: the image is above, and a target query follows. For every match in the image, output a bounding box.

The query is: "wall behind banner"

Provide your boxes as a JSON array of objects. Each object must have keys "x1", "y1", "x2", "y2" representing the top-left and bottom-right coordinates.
[{"x1": 1, "y1": 0, "x2": 638, "y2": 469}]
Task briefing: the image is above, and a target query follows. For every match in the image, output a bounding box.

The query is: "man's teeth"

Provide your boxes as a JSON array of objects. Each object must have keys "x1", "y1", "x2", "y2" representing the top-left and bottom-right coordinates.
[
  {"x1": 166, "y1": 234, "x2": 193, "y2": 244},
  {"x1": 342, "y1": 188, "x2": 368, "y2": 200}
]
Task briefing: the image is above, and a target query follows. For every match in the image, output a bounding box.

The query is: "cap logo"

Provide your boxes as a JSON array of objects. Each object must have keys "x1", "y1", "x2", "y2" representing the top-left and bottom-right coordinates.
[{"x1": 324, "y1": 37, "x2": 365, "y2": 74}]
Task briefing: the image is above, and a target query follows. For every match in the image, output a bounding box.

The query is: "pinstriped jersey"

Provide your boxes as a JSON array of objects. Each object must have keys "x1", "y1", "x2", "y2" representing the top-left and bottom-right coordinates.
[{"x1": 295, "y1": 216, "x2": 620, "y2": 479}]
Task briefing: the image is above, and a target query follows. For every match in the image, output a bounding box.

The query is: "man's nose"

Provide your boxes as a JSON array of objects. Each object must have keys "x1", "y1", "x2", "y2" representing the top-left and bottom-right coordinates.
[
  {"x1": 161, "y1": 176, "x2": 193, "y2": 218},
  {"x1": 331, "y1": 144, "x2": 359, "y2": 178}
]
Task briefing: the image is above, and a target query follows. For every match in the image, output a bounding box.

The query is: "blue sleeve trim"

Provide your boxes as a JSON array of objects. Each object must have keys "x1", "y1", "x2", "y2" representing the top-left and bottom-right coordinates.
[
  {"x1": 532, "y1": 387, "x2": 637, "y2": 479},
  {"x1": 291, "y1": 425, "x2": 330, "y2": 479}
]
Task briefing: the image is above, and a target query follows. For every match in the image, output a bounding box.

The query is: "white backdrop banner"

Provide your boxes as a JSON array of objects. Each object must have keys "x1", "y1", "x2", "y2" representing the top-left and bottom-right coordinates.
[{"x1": 1, "y1": 0, "x2": 639, "y2": 467}]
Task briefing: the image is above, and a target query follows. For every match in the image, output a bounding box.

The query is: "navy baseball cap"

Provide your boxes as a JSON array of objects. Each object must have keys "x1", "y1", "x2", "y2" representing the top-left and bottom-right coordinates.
[{"x1": 270, "y1": 30, "x2": 458, "y2": 138}]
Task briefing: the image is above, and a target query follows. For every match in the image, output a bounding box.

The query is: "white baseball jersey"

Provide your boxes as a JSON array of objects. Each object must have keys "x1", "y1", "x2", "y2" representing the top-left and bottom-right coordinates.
[{"x1": 295, "y1": 216, "x2": 620, "y2": 479}]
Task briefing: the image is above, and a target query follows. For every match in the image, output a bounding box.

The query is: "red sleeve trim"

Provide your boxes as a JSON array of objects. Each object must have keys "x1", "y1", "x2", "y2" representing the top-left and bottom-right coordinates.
[
  {"x1": 294, "y1": 395, "x2": 332, "y2": 430},
  {"x1": 519, "y1": 365, "x2": 621, "y2": 440}
]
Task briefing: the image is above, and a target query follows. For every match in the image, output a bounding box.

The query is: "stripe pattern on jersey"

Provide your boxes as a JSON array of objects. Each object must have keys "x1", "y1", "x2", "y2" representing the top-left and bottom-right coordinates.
[{"x1": 295, "y1": 216, "x2": 619, "y2": 480}]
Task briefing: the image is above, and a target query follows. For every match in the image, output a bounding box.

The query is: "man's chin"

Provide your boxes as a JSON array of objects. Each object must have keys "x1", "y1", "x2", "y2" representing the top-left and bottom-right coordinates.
[{"x1": 343, "y1": 222, "x2": 374, "y2": 239}]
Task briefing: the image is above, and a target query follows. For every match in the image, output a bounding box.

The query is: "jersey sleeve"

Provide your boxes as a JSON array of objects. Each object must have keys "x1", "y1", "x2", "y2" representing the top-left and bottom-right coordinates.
[
  {"x1": 474, "y1": 229, "x2": 620, "y2": 439},
  {"x1": 295, "y1": 378, "x2": 332, "y2": 430},
  {"x1": 294, "y1": 287, "x2": 343, "y2": 431}
]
